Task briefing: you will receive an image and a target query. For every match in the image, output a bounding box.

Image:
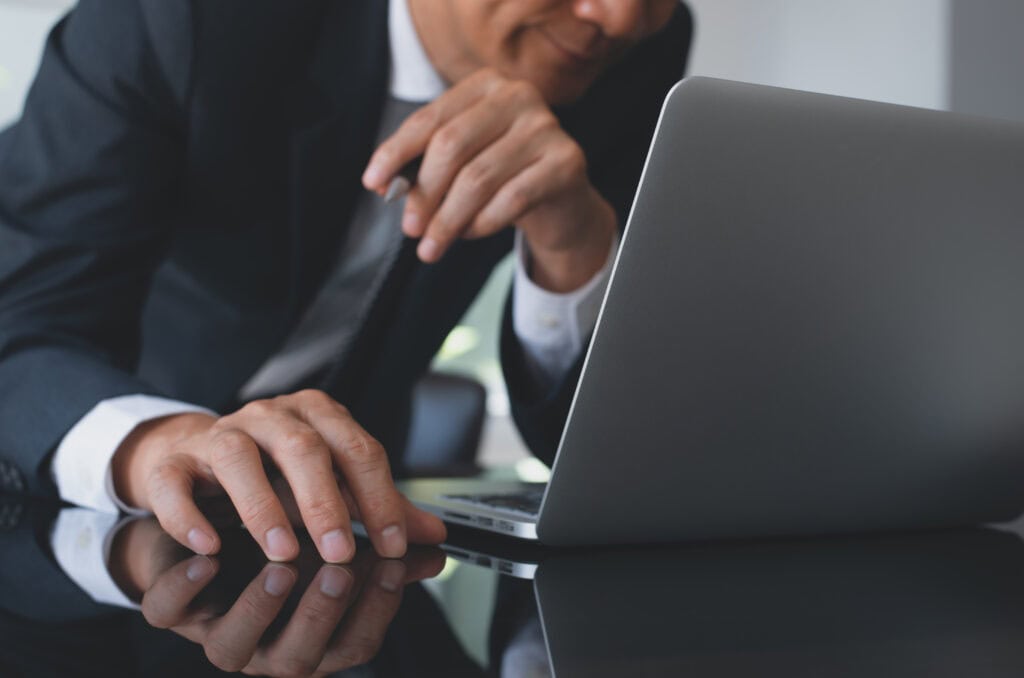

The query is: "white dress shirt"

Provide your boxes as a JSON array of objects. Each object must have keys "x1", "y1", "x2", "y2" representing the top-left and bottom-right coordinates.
[{"x1": 51, "y1": 0, "x2": 617, "y2": 519}]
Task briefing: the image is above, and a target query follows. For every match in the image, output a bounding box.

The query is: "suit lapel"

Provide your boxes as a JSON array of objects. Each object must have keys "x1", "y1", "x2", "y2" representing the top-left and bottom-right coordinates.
[{"x1": 286, "y1": 0, "x2": 390, "y2": 318}]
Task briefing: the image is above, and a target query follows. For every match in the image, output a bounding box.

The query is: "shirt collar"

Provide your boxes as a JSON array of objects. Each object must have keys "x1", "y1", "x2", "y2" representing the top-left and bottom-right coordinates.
[{"x1": 389, "y1": 0, "x2": 448, "y2": 102}]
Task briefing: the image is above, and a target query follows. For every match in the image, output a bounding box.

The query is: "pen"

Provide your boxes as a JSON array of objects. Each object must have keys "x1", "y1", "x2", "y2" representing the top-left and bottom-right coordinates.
[{"x1": 384, "y1": 156, "x2": 423, "y2": 204}]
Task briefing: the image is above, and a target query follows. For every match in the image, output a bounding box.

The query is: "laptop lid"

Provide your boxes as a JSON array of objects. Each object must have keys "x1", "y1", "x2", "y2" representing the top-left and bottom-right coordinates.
[{"x1": 537, "y1": 76, "x2": 1024, "y2": 545}]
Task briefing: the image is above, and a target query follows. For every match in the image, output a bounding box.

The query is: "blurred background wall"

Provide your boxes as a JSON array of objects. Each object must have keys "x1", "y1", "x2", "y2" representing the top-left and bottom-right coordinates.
[
  {"x1": 2, "y1": 0, "x2": 1021, "y2": 468},
  {"x1": 948, "y1": 0, "x2": 1024, "y2": 121},
  {"x1": 685, "y1": 0, "x2": 949, "y2": 109}
]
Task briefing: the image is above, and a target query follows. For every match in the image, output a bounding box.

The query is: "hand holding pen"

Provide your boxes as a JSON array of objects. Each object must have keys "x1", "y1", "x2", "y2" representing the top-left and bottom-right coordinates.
[{"x1": 361, "y1": 68, "x2": 616, "y2": 292}]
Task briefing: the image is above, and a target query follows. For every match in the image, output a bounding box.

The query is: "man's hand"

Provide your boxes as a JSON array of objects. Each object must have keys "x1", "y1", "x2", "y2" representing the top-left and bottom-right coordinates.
[
  {"x1": 111, "y1": 389, "x2": 446, "y2": 563},
  {"x1": 362, "y1": 68, "x2": 617, "y2": 293}
]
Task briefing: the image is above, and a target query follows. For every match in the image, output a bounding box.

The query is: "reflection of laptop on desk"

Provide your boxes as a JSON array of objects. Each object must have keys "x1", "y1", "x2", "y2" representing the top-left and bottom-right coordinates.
[
  {"x1": 400, "y1": 76, "x2": 1024, "y2": 545},
  {"x1": 443, "y1": 529, "x2": 1024, "y2": 677}
]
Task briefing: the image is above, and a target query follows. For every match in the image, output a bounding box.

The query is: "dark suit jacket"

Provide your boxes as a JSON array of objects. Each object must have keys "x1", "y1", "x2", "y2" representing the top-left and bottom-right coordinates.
[{"x1": 0, "y1": 0, "x2": 691, "y2": 495}]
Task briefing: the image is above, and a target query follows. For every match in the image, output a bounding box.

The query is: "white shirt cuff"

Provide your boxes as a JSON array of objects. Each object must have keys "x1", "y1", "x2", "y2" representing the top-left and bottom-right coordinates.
[
  {"x1": 512, "y1": 228, "x2": 619, "y2": 385},
  {"x1": 51, "y1": 395, "x2": 217, "y2": 515},
  {"x1": 50, "y1": 508, "x2": 141, "y2": 610}
]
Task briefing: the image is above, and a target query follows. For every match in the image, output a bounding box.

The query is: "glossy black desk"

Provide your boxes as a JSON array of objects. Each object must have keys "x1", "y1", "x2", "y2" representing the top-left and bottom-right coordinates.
[{"x1": 4, "y1": 494, "x2": 1024, "y2": 677}]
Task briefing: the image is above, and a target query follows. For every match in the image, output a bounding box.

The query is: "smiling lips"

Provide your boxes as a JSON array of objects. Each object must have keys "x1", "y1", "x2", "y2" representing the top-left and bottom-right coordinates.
[{"x1": 536, "y1": 25, "x2": 609, "y2": 66}]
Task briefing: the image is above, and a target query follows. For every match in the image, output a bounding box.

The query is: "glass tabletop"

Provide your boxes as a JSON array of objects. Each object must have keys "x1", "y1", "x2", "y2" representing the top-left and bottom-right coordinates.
[{"x1": 4, "y1": 493, "x2": 1024, "y2": 677}]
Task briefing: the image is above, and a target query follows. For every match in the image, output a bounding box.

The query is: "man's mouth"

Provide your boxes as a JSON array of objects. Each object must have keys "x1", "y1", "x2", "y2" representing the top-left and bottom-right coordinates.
[{"x1": 536, "y1": 26, "x2": 607, "y2": 66}]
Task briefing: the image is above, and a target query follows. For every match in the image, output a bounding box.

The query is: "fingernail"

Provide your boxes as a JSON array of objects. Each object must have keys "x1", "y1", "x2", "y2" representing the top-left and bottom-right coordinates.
[
  {"x1": 264, "y1": 565, "x2": 294, "y2": 596},
  {"x1": 320, "y1": 529, "x2": 353, "y2": 563},
  {"x1": 401, "y1": 212, "x2": 421, "y2": 236},
  {"x1": 319, "y1": 566, "x2": 353, "y2": 599},
  {"x1": 380, "y1": 524, "x2": 406, "y2": 558},
  {"x1": 378, "y1": 560, "x2": 404, "y2": 593},
  {"x1": 363, "y1": 164, "x2": 386, "y2": 188},
  {"x1": 186, "y1": 557, "x2": 215, "y2": 582},
  {"x1": 187, "y1": 528, "x2": 216, "y2": 555},
  {"x1": 417, "y1": 238, "x2": 440, "y2": 262},
  {"x1": 265, "y1": 527, "x2": 295, "y2": 561}
]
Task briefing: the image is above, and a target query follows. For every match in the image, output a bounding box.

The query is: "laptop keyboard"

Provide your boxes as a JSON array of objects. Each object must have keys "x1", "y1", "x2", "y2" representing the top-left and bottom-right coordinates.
[{"x1": 441, "y1": 484, "x2": 547, "y2": 518}]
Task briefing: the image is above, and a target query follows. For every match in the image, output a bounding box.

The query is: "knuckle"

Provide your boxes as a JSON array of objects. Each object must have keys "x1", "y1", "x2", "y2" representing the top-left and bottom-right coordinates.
[
  {"x1": 344, "y1": 435, "x2": 386, "y2": 470},
  {"x1": 239, "y1": 491, "x2": 281, "y2": 525},
  {"x1": 240, "y1": 399, "x2": 275, "y2": 418},
  {"x1": 432, "y1": 124, "x2": 465, "y2": 158},
  {"x1": 303, "y1": 495, "x2": 344, "y2": 526},
  {"x1": 148, "y1": 462, "x2": 183, "y2": 499},
  {"x1": 297, "y1": 597, "x2": 341, "y2": 628},
  {"x1": 408, "y1": 105, "x2": 438, "y2": 130},
  {"x1": 559, "y1": 142, "x2": 587, "y2": 174},
  {"x1": 469, "y1": 213, "x2": 497, "y2": 237},
  {"x1": 208, "y1": 416, "x2": 232, "y2": 434},
  {"x1": 475, "y1": 67, "x2": 503, "y2": 88},
  {"x1": 371, "y1": 144, "x2": 396, "y2": 167},
  {"x1": 210, "y1": 430, "x2": 253, "y2": 469},
  {"x1": 504, "y1": 185, "x2": 533, "y2": 216},
  {"x1": 459, "y1": 162, "x2": 493, "y2": 193},
  {"x1": 295, "y1": 388, "x2": 331, "y2": 407},
  {"x1": 524, "y1": 109, "x2": 558, "y2": 136},
  {"x1": 356, "y1": 494, "x2": 393, "y2": 523},
  {"x1": 235, "y1": 586, "x2": 281, "y2": 625},
  {"x1": 429, "y1": 215, "x2": 459, "y2": 240},
  {"x1": 278, "y1": 428, "x2": 324, "y2": 459}
]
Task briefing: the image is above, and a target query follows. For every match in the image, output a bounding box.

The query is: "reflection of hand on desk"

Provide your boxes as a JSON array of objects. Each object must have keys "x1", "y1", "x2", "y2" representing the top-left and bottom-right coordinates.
[{"x1": 108, "y1": 517, "x2": 445, "y2": 676}]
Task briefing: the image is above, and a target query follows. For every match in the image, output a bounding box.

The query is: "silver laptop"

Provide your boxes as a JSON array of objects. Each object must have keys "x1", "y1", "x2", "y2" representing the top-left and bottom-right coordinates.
[{"x1": 400, "y1": 76, "x2": 1024, "y2": 545}]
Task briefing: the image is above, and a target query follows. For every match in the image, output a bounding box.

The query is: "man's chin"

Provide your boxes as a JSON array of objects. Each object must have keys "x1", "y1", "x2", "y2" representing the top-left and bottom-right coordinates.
[{"x1": 534, "y1": 73, "x2": 599, "y2": 107}]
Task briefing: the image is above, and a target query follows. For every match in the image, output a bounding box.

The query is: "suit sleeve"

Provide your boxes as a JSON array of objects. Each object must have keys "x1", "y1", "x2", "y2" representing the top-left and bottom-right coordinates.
[
  {"x1": 501, "y1": 301, "x2": 586, "y2": 468},
  {"x1": 0, "y1": 0, "x2": 192, "y2": 495}
]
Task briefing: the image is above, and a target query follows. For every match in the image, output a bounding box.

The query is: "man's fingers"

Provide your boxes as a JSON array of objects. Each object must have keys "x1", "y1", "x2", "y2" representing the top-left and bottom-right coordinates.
[
  {"x1": 403, "y1": 91, "x2": 518, "y2": 239},
  {"x1": 343, "y1": 489, "x2": 446, "y2": 547},
  {"x1": 415, "y1": 128, "x2": 542, "y2": 262},
  {"x1": 401, "y1": 495, "x2": 448, "y2": 545},
  {"x1": 471, "y1": 150, "x2": 577, "y2": 238},
  {"x1": 321, "y1": 560, "x2": 407, "y2": 672},
  {"x1": 141, "y1": 555, "x2": 220, "y2": 628},
  {"x1": 207, "y1": 427, "x2": 299, "y2": 562},
  {"x1": 295, "y1": 395, "x2": 408, "y2": 559},
  {"x1": 361, "y1": 69, "x2": 502, "y2": 193},
  {"x1": 203, "y1": 564, "x2": 296, "y2": 673},
  {"x1": 146, "y1": 455, "x2": 222, "y2": 556},
  {"x1": 262, "y1": 565, "x2": 355, "y2": 677},
  {"x1": 230, "y1": 403, "x2": 357, "y2": 564}
]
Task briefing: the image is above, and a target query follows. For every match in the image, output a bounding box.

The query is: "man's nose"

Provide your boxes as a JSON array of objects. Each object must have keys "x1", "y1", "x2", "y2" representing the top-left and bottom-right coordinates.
[{"x1": 571, "y1": 0, "x2": 649, "y2": 39}]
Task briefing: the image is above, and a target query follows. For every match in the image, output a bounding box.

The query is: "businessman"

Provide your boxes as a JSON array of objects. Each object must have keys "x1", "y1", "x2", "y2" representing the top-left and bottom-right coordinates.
[{"x1": 0, "y1": 1, "x2": 691, "y2": 563}]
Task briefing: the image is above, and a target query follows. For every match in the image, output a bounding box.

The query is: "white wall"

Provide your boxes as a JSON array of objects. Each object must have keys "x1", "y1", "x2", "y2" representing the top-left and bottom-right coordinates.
[{"x1": 684, "y1": 0, "x2": 950, "y2": 110}]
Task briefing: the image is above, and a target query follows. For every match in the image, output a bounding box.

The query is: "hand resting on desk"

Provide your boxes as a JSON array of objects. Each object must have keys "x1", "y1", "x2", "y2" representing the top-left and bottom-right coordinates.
[{"x1": 110, "y1": 389, "x2": 446, "y2": 563}]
